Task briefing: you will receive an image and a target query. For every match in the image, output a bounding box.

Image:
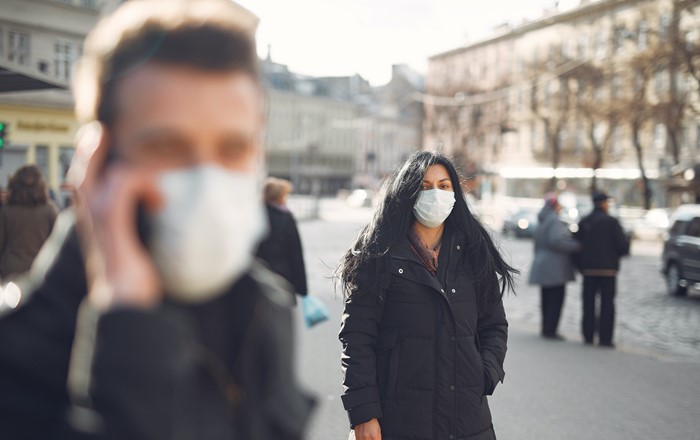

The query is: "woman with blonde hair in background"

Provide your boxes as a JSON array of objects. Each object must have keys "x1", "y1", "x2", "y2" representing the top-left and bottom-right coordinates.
[{"x1": 256, "y1": 177, "x2": 308, "y2": 303}]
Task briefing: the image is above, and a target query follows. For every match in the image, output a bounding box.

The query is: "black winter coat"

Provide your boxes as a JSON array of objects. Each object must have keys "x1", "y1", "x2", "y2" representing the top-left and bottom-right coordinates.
[
  {"x1": 256, "y1": 204, "x2": 308, "y2": 298},
  {"x1": 0, "y1": 213, "x2": 314, "y2": 440},
  {"x1": 339, "y1": 227, "x2": 508, "y2": 440},
  {"x1": 575, "y1": 208, "x2": 630, "y2": 272}
]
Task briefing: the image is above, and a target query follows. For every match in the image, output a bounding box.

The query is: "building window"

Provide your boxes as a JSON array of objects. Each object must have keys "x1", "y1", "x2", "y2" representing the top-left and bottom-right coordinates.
[
  {"x1": 614, "y1": 26, "x2": 625, "y2": 52},
  {"x1": 653, "y1": 123, "x2": 666, "y2": 151},
  {"x1": 654, "y1": 70, "x2": 668, "y2": 96},
  {"x1": 81, "y1": 0, "x2": 97, "y2": 9},
  {"x1": 8, "y1": 31, "x2": 29, "y2": 65},
  {"x1": 659, "y1": 14, "x2": 671, "y2": 41},
  {"x1": 595, "y1": 31, "x2": 607, "y2": 59},
  {"x1": 638, "y1": 20, "x2": 649, "y2": 50},
  {"x1": 575, "y1": 125, "x2": 585, "y2": 153},
  {"x1": 577, "y1": 34, "x2": 588, "y2": 58},
  {"x1": 612, "y1": 75, "x2": 623, "y2": 99},
  {"x1": 35, "y1": 145, "x2": 50, "y2": 181},
  {"x1": 611, "y1": 126, "x2": 625, "y2": 154},
  {"x1": 54, "y1": 41, "x2": 77, "y2": 80},
  {"x1": 59, "y1": 146, "x2": 74, "y2": 180}
]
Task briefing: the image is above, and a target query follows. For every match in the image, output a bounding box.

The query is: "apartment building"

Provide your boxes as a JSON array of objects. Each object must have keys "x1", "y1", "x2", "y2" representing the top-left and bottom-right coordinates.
[{"x1": 425, "y1": 0, "x2": 700, "y2": 206}]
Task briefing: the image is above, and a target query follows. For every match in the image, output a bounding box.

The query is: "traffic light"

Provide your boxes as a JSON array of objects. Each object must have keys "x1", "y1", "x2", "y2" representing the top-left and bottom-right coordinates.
[{"x1": 0, "y1": 122, "x2": 7, "y2": 149}]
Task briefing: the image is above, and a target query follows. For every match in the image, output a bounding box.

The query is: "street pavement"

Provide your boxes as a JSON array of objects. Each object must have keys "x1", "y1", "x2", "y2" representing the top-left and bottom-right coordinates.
[{"x1": 293, "y1": 199, "x2": 700, "y2": 440}]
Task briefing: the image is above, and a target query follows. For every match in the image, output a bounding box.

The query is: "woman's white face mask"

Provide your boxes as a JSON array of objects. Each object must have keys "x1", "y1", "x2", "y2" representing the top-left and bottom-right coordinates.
[
  {"x1": 413, "y1": 188, "x2": 456, "y2": 228},
  {"x1": 148, "y1": 165, "x2": 268, "y2": 303}
]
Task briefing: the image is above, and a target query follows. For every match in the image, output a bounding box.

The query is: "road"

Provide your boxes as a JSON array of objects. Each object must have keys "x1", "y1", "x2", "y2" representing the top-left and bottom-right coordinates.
[{"x1": 293, "y1": 199, "x2": 700, "y2": 440}]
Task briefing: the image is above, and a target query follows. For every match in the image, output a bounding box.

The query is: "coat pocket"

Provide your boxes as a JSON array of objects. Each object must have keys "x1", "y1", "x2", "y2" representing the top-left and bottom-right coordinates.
[
  {"x1": 474, "y1": 335, "x2": 489, "y2": 396},
  {"x1": 376, "y1": 333, "x2": 400, "y2": 400}
]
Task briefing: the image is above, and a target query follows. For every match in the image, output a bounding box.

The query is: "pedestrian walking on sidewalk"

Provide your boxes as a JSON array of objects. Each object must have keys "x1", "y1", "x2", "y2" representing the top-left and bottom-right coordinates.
[
  {"x1": 574, "y1": 191, "x2": 630, "y2": 348},
  {"x1": 338, "y1": 151, "x2": 517, "y2": 440},
  {"x1": 0, "y1": 165, "x2": 58, "y2": 281},
  {"x1": 528, "y1": 193, "x2": 580, "y2": 340},
  {"x1": 256, "y1": 177, "x2": 308, "y2": 304}
]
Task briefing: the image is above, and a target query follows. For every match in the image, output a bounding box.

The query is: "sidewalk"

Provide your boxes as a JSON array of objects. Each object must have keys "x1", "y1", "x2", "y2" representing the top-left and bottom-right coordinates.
[
  {"x1": 489, "y1": 326, "x2": 700, "y2": 440},
  {"x1": 295, "y1": 215, "x2": 700, "y2": 440},
  {"x1": 298, "y1": 319, "x2": 700, "y2": 440}
]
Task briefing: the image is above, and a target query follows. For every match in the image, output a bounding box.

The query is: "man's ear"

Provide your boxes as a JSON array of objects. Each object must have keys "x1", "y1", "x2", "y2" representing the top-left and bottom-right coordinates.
[{"x1": 67, "y1": 121, "x2": 110, "y2": 189}]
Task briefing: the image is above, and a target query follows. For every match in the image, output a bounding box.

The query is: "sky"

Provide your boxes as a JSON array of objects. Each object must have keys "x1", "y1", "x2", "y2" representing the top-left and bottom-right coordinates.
[{"x1": 237, "y1": 0, "x2": 561, "y2": 85}]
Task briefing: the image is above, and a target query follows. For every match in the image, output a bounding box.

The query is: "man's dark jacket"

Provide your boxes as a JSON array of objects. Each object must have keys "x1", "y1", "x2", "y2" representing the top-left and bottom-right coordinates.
[
  {"x1": 0, "y1": 213, "x2": 314, "y2": 440},
  {"x1": 575, "y1": 207, "x2": 630, "y2": 272},
  {"x1": 339, "y1": 226, "x2": 507, "y2": 440},
  {"x1": 256, "y1": 204, "x2": 307, "y2": 297}
]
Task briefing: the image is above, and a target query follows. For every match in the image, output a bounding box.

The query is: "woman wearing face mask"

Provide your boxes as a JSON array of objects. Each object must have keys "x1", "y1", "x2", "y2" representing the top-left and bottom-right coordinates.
[{"x1": 338, "y1": 151, "x2": 517, "y2": 440}]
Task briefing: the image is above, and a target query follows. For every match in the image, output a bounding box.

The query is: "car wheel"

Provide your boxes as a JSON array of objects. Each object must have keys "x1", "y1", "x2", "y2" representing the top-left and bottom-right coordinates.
[{"x1": 666, "y1": 263, "x2": 688, "y2": 297}]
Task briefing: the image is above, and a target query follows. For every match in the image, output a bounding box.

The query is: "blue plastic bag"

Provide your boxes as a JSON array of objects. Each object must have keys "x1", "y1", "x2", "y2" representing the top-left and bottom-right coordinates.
[{"x1": 301, "y1": 295, "x2": 329, "y2": 328}]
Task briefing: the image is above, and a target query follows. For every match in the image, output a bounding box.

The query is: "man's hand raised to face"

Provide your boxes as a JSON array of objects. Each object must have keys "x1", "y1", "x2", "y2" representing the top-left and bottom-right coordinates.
[{"x1": 69, "y1": 122, "x2": 164, "y2": 311}]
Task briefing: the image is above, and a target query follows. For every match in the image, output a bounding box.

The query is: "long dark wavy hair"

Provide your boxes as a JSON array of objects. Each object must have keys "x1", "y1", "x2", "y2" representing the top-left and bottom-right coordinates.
[
  {"x1": 7, "y1": 165, "x2": 49, "y2": 207},
  {"x1": 336, "y1": 151, "x2": 517, "y2": 308}
]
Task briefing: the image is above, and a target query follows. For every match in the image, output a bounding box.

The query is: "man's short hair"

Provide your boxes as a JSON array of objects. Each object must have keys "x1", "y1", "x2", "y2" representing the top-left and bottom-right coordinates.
[{"x1": 74, "y1": 0, "x2": 259, "y2": 125}]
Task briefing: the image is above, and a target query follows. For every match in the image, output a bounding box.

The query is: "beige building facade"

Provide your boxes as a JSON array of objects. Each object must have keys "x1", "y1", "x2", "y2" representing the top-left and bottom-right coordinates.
[
  {"x1": 425, "y1": 0, "x2": 700, "y2": 206},
  {"x1": 0, "y1": 0, "x2": 107, "y2": 195}
]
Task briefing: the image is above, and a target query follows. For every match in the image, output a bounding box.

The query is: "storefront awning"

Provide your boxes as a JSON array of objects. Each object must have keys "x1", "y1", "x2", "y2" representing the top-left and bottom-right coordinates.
[
  {"x1": 0, "y1": 67, "x2": 67, "y2": 93},
  {"x1": 498, "y1": 166, "x2": 660, "y2": 180}
]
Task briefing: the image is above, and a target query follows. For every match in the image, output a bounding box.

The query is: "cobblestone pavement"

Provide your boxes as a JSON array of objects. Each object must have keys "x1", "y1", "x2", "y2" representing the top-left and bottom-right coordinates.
[
  {"x1": 500, "y1": 235, "x2": 700, "y2": 361},
  {"x1": 293, "y1": 200, "x2": 700, "y2": 440}
]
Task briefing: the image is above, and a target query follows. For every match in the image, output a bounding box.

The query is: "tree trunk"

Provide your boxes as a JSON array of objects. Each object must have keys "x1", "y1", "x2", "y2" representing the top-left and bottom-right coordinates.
[
  {"x1": 544, "y1": 120, "x2": 560, "y2": 191},
  {"x1": 587, "y1": 124, "x2": 603, "y2": 193},
  {"x1": 632, "y1": 123, "x2": 653, "y2": 209}
]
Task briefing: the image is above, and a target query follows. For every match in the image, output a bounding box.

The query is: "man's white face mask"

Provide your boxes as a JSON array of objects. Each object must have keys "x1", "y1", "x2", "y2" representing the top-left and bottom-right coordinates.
[
  {"x1": 413, "y1": 188, "x2": 456, "y2": 228},
  {"x1": 148, "y1": 165, "x2": 268, "y2": 303}
]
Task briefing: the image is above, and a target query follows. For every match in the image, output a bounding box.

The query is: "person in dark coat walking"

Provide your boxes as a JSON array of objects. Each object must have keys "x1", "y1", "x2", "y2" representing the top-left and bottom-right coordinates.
[
  {"x1": 528, "y1": 193, "x2": 580, "y2": 340},
  {"x1": 0, "y1": 165, "x2": 58, "y2": 280},
  {"x1": 338, "y1": 151, "x2": 518, "y2": 440},
  {"x1": 574, "y1": 191, "x2": 630, "y2": 348},
  {"x1": 256, "y1": 177, "x2": 308, "y2": 302},
  {"x1": 0, "y1": 2, "x2": 314, "y2": 439}
]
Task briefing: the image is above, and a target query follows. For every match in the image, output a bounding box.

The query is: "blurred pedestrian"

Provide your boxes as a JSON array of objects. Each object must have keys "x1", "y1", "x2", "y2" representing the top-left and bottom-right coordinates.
[
  {"x1": 0, "y1": 165, "x2": 58, "y2": 281},
  {"x1": 0, "y1": 1, "x2": 314, "y2": 439},
  {"x1": 528, "y1": 193, "x2": 580, "y2": 340},
  {"x1": 256, "y1": 177, "x2": 308, "y2": 303},
  {"x1": 574, "y1": 191, "x2": 630, "y2": 348},
  {"x1": 338, "y1": 151, "x2": 517, "y2": 440}
]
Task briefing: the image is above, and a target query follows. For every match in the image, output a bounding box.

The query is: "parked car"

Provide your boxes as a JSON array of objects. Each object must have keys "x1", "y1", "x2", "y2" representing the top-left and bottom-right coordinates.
[
  {"x1": 633, "y1": 208, "x2": 671, "y2": 241},
  {"x1": 502, "y1": 206, "x2": 540, "y2": 238},
  {"x1": 662, "y1": 204, "x2": 700, "y2": 296},
  {"x1": 346, "y1": 189, "x2": 375, "y2": 208}
]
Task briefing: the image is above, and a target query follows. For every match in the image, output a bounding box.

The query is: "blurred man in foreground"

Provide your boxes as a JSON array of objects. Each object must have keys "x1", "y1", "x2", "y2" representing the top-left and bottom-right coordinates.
[{"x1": 0, "y1": 1, "x2": 313, "y2": 439}]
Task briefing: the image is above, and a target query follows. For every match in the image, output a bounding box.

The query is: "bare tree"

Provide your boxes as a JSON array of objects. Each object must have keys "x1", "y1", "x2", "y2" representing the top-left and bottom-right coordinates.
[
  {"x1": 569, "y1": 60, "x2": 621, "y2": 191},
  {"x1": 624, "y1": 52, "x2": 656, "y2": 209},
  {"x1": 528, "y1": 45, "x2": 575, "y2": 190}
]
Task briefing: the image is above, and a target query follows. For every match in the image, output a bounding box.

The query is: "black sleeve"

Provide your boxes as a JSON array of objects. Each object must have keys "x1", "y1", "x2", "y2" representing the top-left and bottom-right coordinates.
[
  {"x1": 338, "y1": 290, "x2": 385, "y2": 427},
  {"x1": 0, "y1": 210, "x2": 6, "y2": 266},
  {"x1": 613, "y1": 219, "x2": 630, "y2": 257},
  {"x1": 285, "y1": 216, "x2": 308, "y2": 296},
  {"x1": 242, "y1": 291, "x2": 316, "y2": 440},
  {"x1": 0, "y1": 223, "x2": 87, "y2": 439},
  {"x1": 477, "y1": 296, "x2": 508, "y2": 396}
]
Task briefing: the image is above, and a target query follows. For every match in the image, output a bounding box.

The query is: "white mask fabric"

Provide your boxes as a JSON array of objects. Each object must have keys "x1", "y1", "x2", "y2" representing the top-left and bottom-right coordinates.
[
  {"x1": 148, "y1": 165, "x2": 268, "y2": 303},
  {"x1": 413, "y1": 189, "x2": 456, "y2": 228}
]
